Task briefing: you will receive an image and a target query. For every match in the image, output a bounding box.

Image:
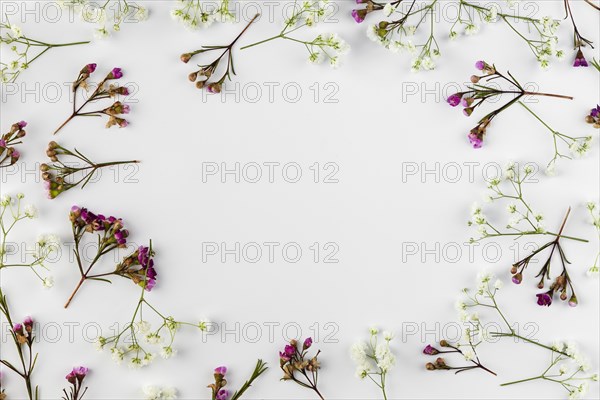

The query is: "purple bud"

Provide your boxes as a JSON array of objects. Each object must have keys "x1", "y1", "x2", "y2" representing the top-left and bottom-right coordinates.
[
  {"x1": 536, "y1": 292, "x2": 553, "y2": 307},
  {"x1": 423, "y1": 345, "x2": 439, "y2": 355},
  {"x1": 351, "y1": 9, "x2": 365, "y2": 23},
  {"x1": 468, "y1": 132, "x2": 483, "y2": 149},
  {"x1": 303, "y1": 337, "x2": 313, "y2": 349},
  {"x1": 475, "y1": 60, "x2": 486, "y2": 70},
  {"x1": 214, "y1": 366, "x2": 227, "y2": 376},
  {"x1": 447, "y1": 94, "x2": 461, "y2": 107},
  {"x1": 107, "y1": 67, "x2": 123, "y2": 79}
]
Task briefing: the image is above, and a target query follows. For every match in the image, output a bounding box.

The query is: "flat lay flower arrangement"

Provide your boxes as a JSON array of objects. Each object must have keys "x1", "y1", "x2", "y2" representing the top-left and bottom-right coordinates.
[{"x1": 0, "y1": 0, "x2": 599, "y2": 399}]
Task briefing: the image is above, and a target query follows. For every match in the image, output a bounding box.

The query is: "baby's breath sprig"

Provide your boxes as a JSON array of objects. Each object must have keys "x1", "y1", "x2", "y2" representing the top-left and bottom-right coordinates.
[
  {"x1": 0, "y1": 290, "x2": 39, "y2": 400},
  {"x1": 350, "y1": 328, "x2": 396, "y2": 399},
  {"x1": 0, "y1": 121, "x2": 27, "y2": 168},
  {"x1": 240, "y1": 0, "x2": 350, "y2": 68},
  {"x1": 564, "y1": 0, "x2": 594, "y2": 68},
  {"x1": 452, "y1": 1, "x2": 564, "y2": 69},
  {"x1": 469, "y1": 163, "x2": 588, "y2": 243},
  {"x1": 0, "y1": 20, "x2": 89, "y2": 83},
  {"x1": 586, "y1": 202, "x2": 600, "y2": 278},
  {"x1": 58, "y1": 0, "x2": 149, "y2": 38},
  {"x1": 53, "y1": 64, "x2": 131, "y2": 135},
  {"x1": 40, "y1": 141, "x2": 139, "y2": 199},
  {"x1": 171, "y1": 0, "x2": 234, "y2": 29},
  {"x1": 354, "y1": 0, "x2": 440, "y2": 72},
  {"x1": 208, "y1": 361, "x2": 268, "y2": 400},
  {"x1": 181, "y1": 13, "x2": 259, "y2": 93},
  {"x1": 0, "y1": 194, "x2": 59, "y2": 288},
  {"x1": 95, "y1": 282, "x2": 211, "y2": 369},
  {"x1": 448, "y1": 61, "x2": 575, "y2": 151},
  {"x1": 426, "y1": 273, "x2": 598, "y2": 398},
  {"x1": 279, "y1": 338, "x2": 324, "y2": 400}
]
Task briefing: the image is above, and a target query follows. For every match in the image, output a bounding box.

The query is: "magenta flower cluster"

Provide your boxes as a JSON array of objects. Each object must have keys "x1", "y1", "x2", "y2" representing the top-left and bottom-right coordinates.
[
  {"x1": 0, "y1": 121, "x2": 27, "y2": 168},
  {"x1": 70, "y1": 206, "x2": 129, "y2": 245},
  {"x1": 65, "y1": 366, "x2": 88, "y2": 384}
]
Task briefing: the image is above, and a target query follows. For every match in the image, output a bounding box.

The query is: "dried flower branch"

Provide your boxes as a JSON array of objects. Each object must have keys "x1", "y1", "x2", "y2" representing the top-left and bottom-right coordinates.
[
  {"x1": 426, "y1": 272, "x2": 599, "y2": 398},
  {"x1": 94, "y1": 283, "x2": 211, "y2": 368},
  {"x1": 0, "y1": 193, "x2": 59, "y2": 287},
  {"x1": 279, "y1": 338, "x2": 324, "y2": 399},
  {"x1": 171, "y1": 0, "x2": 234, "y2": 29},
  {"x1": 62, "y1": 367, "x2": 89, "y2": 400},
  {"x1": 41, "y1": 141, "x2": 139, "y2": 199},
  {"x1": 58, "y1": 0, "x2": 148, "y2": 38},
  {"x1": 447, "y1": 61, "x2": 588, "y2": 167},
  {"x1": 564, "y1": 0, "x2": 594, "y2": 67},
  {"x1": 0, "y1": 20, "x2": 89, "y2": 83},
  {"x1": 585, "y1": 105, "x2": 600, "y2": 128},
  {"x1": 181, "y1": 13, "x2": 259, "y2": 93},
  {"x1": 0, "y1": 121, "x2": 26, "y2": 168},
  {"x1": 64, "y1": 206, "x2": 155, "y2": 308},
  {"x1": 241, "y1": 0, "x2": 350, "y2": 68},
  {"x1": 208, "y1": 361, "x2": 268, "y2": 400},
  {"x1": 0, "y1": 290, "x2": 39, "y2": 400},
  {"x1": 350, "y1": 328, "x2": 396, "y2": 399},
  {"x1": 53, "y1": 64, "x2": 131, "y2": 135}
]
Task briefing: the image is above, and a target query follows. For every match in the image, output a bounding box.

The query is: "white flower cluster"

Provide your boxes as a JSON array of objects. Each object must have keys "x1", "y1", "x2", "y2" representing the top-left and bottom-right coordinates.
[
  {"x1": 59, "y1": 0, "x2": 148, "y2": 38},
  {"x1": 1, "y1": 194, "x2": 59, "y2": 287},
  {"x1": 587, "y1": 202, "x2": 600, "y2": 277},
  {"x1": 95, "y1": 317, "x2": 211, "y2": 368},
  {"x1": 1, "y1": 23, "x2": 28, "y2": 82},
  {"x1": 366, "y1": 19, "x2": 439, "y2": 72},
  {"x1": 307, "y1": 33, "x2": 350, "y2": 68},
  {"x1": 568, "y1": 136, "x2": 594, "y2": 158},
  {"x1": 351, "y1": 327, "x2": 395, "y2": 380},
  {"x1": 284, "y1": 0, "x2": 332, "y2": 28},
  {"x1": 171, "y1": 0, "x2": 233, "y2": 30},
  {"x1": 143, "y1": 385, "x2": 178, "y2": 400},
  {"x1": 469, "y1": 163, "x2": 548, "y2": 242}
]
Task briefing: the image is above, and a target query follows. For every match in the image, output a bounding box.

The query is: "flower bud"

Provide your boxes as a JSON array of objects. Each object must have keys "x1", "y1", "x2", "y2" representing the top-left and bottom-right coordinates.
[
  {"x1": 425, "y1": 362, "x2": 436, "y2": 370},
  {"x1": 440, "y1": 339, "x2": 449, "y2": 347},
  {"x1": 196, "y1": 81, "x2": 205, "y2": 89},
  {"x1": 470, "y1": 75, "x2": 480, "y2": 83},
  {"x1": 188, "y1": 72, "x2": 198, "y2": 82},
  {"x1": 586, "y1": 115, "x2": 595, "y2": 124},
  {"x1": 378, "y1": 21, "x2": 389, "y2": 29},
  {"x1": 568, "y1": 295, "x2": 578, "y2": 307},
  {"x1": 511, "y1": 273, "x2": 522, "y2": 284},
  {"x1": 180, "y1": 53, "x2": 193, "y2": 63},
  {"x1": 510, "y1": 265, "x2": 518, "y2": 274},
  {"x1": 560, "y1": 291, "x2": 567, "y2": 301}
]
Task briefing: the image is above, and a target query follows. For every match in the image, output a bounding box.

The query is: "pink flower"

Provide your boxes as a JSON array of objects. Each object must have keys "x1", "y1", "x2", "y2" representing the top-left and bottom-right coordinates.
[
  {"x1": 214, "y1": 366, "x2": 227, "y2": 376},
  {"x1": 573, "y1": 49, "x2": 588, "y2": 67},
  {"x1": 468, "y1": 132, "x2": 483, "y2": 148},
  {"x1": 216, "y1": 389, "x2": 229, "y2": 400},
  {"x1": 447, "y1": 94, "x2": 461, "y2": 107},
  {"x1": 0, "y1": 139, "x2": 6, "y2": 148},
  {"x1": 86, "y1": 63, "x2": 97, "y2": 73},
  {"x1": 17, "y1": 121, "x2": 27, "y2": 129},
  {"x1": 351, "y1": 9, "x2": 365, "y2": 23},
  {"x1": 118, "y1": 119, "x2": 129, "y2": 128},
  {"x1": 107, "y1": 67, "x2": 123, "y2": 79},
  {"x1": 122, "y1": 104, "x2": 131, "y2": 114},
  {"x1": 536, "y1": 291, "x2": 553, "y2": 307},
  {"x1": 423, "y1": 345, "x2": 439, "y2": 355},
  {"x1": 303, "y1": 337, "x2": 313, "y2": 350},
  {"x1": 475, "y1": 60, "x2": 486, "y2": 70}
]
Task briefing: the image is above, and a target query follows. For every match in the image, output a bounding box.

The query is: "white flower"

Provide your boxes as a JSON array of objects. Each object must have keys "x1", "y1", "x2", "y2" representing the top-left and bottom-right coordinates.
[
  {"x1": 421, "y1": 56, "x2": 436, "y2": 71},
  {"x1": 42, "y1": 277, "x2": 54, "y2": 288},
  {"x1": 198, "y1": 319, "x2": 211, "y2": 331},
  {"x1": 587, "y1": 265, "x2": 599, "y2": 278},
  {"x1": 162, "y1": 387, "x2": 178, "y2": 400},
  {"x1": 369, "y1": 327, "x2": 378, "y2": 335},
  {"x1": 329, "y1": 56, "x2": 341, "y2": 69},
  {"x1": 10, "y1": 25, "x2": 23, "y2": 38},
  {"x1": 545, "y1": 163, "x2": 556, "y2": 176},
  {"x1": 160, "y1": 346, "x2": 177, "y2": 359},
  {"x1": 111, "y1": 347, "x2": 125, "y2": 364},
  {"x1": 449, "y1": 30, "x2": 458, "y2": 40},
  {"x1": 145, "y1": 332, "x2": 162, "y2": 344},
  {"x1": 375, "y1": 343, "x2": 395, "y2": 372},
  {"x1": 455, "y1": 299, "x2": 467, "y2": 311},
  {"x1": 405, "y1": 25, "x2": 417, "y2": 36},
  {"x1": 142, "y1": 352, "x2": 156, "y2": 366},
  {"x1": 355, "y1": 365, "x2": 370, "y2": 379},
  {"x1": 383, "y1": 3, "x2": 396, "y2": 17},
  {"x1": 143, "y1": 385, "x2": 162, "y2": 400},
  {"x1": 135, "y1": 6, "x2": 149, "y2": 21},
  {"x1": 137, "y1": 321, "x2": 151, "y2": 334},
  {"x1": 129, "y1": 357, "x2": 143, "y2": 369},
  {"x1": 24, "y1": 204, "x2": 37, "y2": 218},
  {"x1": 350, "y1": 342, "x2": 368, "y2": 364},
  {"x1": 383, "y1": 331, "x2": 394, "y2": 341},
  {"x1": 94, "y1": 337, "x2": 106, "y2": 352},
  {"x1": 463, "y1": 349, "x2": 475, "y2": 361},
  {"x1": 464, "y1": 23, "x2": 479, "y2": 35},
  {"x1": 483, "y1": 5, "x2": 499, "y2": 23},
  {"x1": 493, "y1": 279, "x2": 503, "y2": 290},
  {"x1": 410, "y1": 57, "x2": 422, "y2": 72},
  {"x1": 559, "y1": 364, "x2": 569, "y2": 375}
]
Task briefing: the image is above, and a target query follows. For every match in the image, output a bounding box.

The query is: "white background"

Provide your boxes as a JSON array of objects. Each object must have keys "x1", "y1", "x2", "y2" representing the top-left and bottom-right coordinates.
[{"x1": 1, "y1": 0, "x2": 599, "y2": 399}]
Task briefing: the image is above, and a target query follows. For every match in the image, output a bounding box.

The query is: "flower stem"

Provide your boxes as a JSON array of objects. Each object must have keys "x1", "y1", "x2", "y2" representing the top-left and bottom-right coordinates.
[
  {"x1": 523, "y1": 92, "x2": 574, "y2": 100},
  {"x1": 240, "y1": 34, "x2": 282, "y2": 50},
  {"x1": 500, "y1": 375, "x2": 543, "y2": 386},
  {"x1": 64, "y1": 276, "x2": 85, "y2": 309}
]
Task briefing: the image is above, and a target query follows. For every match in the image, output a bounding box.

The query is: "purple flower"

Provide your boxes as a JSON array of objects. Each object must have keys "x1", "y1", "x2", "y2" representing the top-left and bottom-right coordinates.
[
  {"x1": 303, "y1": 337, "x2": 313, "y2": 350},
  {"x1": 23, "y1": 316, "x2": 33, "y2": 327},
  {"x1": 108, "y1": 67, "x2": 123, "y2": 79},
  {"x1": 536, "y1": 291, "x2": 553, "y2": 307},
  {"x1": 145, "y1": 265, "x2": 157, "y2": 291},
  {"x1": 13, "y1": 323, "x2": 23, "y2": 332},
  {"x1": 590, "y1": 105, "x2": 600, "y2": 118},
  {"x1": 66, "y1": 366, "x2": 88, "y2": 384},
  {"x1": 511, "y1": 273, "x2": 522, "y2": 284},
  {"x1": 214, "y1": 366, "x2": 227, "y2": 376},
  {"x1": 573, "y1": 50, "x2": 588, "y2": 67},
  {"x1": 447, "y1": 94, "x2": 461, "y2": 107},
  {"x1": 17, "y1": 121, "x2": 27, "y2": 129},
  {"x1": 216, "y1": 389, "x2": 230, "y2": 400},
  {"x1": 423, "y1": 345, "x2": 439, "y2": 355},
  {"x1": 0, "y1": 139, "x2": 6, "y2": 148},
  {"x1": 86, "y1": 63, "x2": 97, "y2": 74},
  {"x1": 114, "y1": 230, "x2": 128, "y2": 245},
  {"x1": 118, "y1": 119, "x2": 129, "y2": 128},
  {"x1": 468, "y1": 132, "x2": 483, "y2": 149},
  {"x1": 475, "y1": 60, "x2": 486, "y2": 70},
  {"x1": 11, "y1": 149, "x2": 20, "y2": 160},
  {"x1": 280, "y1": 343, "x2": 296, "y2": 361},
  {"x1": 121, "y1": 104, "x2": 131, "y2": 114},
  {"x1": 351, "y1": 9, "x2": 365, "y2": 23}
]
